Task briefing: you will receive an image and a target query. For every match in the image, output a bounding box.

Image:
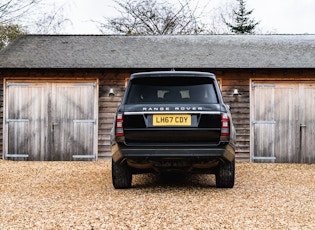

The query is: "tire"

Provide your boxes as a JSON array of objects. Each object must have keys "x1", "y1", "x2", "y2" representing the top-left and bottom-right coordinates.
[
  {"x1": 112, "y1": 159, "x2": 132, "y2": 189},
  {"x1": 215, "y1": 159, "x2": 235, "y2": 188}
]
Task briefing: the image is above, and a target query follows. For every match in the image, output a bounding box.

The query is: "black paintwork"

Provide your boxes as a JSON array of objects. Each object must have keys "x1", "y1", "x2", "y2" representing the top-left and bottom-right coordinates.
[{"x1": 111, "y1": 71, "x2": 236, "y2": 173}]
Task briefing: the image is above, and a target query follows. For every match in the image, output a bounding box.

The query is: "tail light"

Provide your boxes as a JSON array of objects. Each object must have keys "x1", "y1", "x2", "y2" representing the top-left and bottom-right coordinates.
[
  {"x1": 221, "y1": 113, "x2": 230, "y2": 137},
  {"x1": 115, "y1": 113, "x2": 124, "y2": 137}
]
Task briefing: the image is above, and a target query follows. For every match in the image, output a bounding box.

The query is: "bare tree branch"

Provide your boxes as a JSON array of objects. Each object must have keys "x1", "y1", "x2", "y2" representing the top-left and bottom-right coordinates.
[
  {"x1": 31, "y1": 3, "x2": 71, "y2": 34},
  {"x1": 98, "y1": 0, "x2": 206, "y2": 35},
  {"x1": 0, "y1": 0, "x2": 40, "y2": 24}
]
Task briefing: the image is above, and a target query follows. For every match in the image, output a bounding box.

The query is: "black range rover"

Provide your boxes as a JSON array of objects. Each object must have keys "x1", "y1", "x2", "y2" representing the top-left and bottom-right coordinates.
[{"x1": 111, "y1": 71, "x2": 236, "y2": 188}]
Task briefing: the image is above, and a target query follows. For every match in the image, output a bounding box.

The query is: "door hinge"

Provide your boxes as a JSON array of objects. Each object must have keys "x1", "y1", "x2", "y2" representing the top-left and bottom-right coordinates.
[
  {"x1": 251, "y1": 120, "x2": 276, "y2": 124},
  {"x1": 6, "y1": 82, "x2": 29, "y2": 88},
  {"x1": 251, "y1": 83, "x2": 275, "y2": 90},
  {"x1": 73, "y1": 119, "x2": 96, "y2": 124},
  {"x1": 5, "y1": 154, "x2": 29, "y2": 158},
  {"x1": 6, "y1": 119, "x2": 29, "y2": 123},
  {"x1": 72, "y1": 155, "x2": 96, "y2": 159},
  {"x1": 73, "y1": 82, "x2": 97, "y2": 87},
  {"x1": 252, "y1": 156, "x2": 276, "y2": 161}
]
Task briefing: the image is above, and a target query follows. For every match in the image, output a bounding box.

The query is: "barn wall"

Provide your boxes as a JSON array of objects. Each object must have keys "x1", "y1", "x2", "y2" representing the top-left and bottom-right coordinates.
[
  {"x1": 219, "y1": 75, "x2": 250, "y2": 160},
  {"x1": 214, "y1": 69, "x2": 315, "y2": 161},
  {"x1": 214, "y1": 70, "x2": 251, "y2": 161},
  {"x1": 98, "y1": 70, "x2": 131, "y2": 158},
  {"x1": 1, "y1": 68, "x2": 315, "y2": 161},
  {"x1": 0, "y1": 69, "x2": 131, "y2": 160}
]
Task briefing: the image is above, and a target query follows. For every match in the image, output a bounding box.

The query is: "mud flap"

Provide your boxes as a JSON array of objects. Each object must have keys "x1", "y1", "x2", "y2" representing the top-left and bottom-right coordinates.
[
  {"x1": 223, "y1": 144, "x2": 235, "y2": 162},
  {"x1": 111, "y1": 144, "x2": 123, "y2": 163}
]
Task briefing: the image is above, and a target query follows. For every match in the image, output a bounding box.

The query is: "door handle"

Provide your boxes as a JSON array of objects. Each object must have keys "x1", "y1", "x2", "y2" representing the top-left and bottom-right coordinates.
[
  {"x1": 300, "y1": 124, "x2": 306, "y2": 128},
  {"x1": 52, "y1": 122, "x2": 59, "y2": 130}
]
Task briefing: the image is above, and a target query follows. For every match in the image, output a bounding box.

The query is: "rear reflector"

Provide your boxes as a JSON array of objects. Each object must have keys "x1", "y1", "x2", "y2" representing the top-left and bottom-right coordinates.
[{"x1": 221, "y1": 113, "x2": 230, "y2": 137}]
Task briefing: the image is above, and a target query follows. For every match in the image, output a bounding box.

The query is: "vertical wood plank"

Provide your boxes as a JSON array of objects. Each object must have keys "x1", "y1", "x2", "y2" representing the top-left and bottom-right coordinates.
[{"x1": 300, "y1": 84, "x2": 315, "y2": 163}]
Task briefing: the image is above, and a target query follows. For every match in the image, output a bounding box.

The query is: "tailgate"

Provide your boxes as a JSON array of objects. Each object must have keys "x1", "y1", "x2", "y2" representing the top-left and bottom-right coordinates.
[{"x1": 123, "y1": 112, "x2": 222, "y2": 145}]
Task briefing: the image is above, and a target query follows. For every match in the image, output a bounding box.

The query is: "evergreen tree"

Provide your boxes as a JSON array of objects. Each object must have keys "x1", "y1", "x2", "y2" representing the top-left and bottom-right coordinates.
[
  {"x1": 225, "y1": 0, "x2": 259, "y2": 34},
  {"x1": 0, "y1": 24, "x2": 25, "y2": 49}
]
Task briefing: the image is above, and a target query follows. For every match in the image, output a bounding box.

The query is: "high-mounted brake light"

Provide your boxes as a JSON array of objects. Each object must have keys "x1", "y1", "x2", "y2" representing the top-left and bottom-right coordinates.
[
  {"x1": 221, "y1": 113, "x2": 230, "y2": 137},
  {"x1": 115, "y1": 113, "x2": 124, "y2": 137}
]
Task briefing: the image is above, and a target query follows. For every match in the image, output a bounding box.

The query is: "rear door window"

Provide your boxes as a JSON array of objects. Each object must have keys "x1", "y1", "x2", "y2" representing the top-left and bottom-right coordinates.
[{"x1": 125, "y1": 77, "x2": 219, "y2": 104}]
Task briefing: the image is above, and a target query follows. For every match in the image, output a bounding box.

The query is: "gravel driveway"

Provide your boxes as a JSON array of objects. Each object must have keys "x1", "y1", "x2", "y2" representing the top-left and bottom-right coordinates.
[{"x1": 0, "y1": 160, "x2": 314, "y2": 229}]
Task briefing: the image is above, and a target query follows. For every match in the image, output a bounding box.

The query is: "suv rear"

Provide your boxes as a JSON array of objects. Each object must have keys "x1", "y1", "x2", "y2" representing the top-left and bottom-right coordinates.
[{"x1": 111, "y1": 71, "x2": 236, "y2": 188}]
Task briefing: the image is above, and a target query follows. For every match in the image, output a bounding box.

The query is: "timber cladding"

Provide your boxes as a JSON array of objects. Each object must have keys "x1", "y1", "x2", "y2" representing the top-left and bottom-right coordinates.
[
  {"x1": 0, "y1": 68, "x2": 315, "y2": 162},
  {"x1": 0, "y1": 69, "x2": 131, "y2": 161},
  {"x1": 251, "y1": 80, "x2": 315, "y2": 163},
  {"x1": 211, "y1": 69, "x2": 315, "y2": 163},
  {"x1": 98, "y1": 70, "x2": 131, "y2": 158},
  {"x1": 4, "y1": 79, "x2": 99, "y2": 161}
]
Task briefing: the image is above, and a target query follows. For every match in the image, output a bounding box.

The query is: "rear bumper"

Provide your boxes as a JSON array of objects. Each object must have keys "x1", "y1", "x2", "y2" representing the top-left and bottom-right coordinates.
[{"x1": 112, "y1": 143, "x2": 235, "y2": 163}]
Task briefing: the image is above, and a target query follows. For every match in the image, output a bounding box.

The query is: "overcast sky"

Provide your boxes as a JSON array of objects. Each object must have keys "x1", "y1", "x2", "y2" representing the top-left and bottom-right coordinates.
[{"x1": 52, "y1": 0, "x2": 315, "y2": 34}]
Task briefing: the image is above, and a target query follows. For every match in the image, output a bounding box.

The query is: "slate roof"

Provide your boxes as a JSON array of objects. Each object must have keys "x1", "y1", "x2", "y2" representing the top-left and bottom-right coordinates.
[{"x1": 0, "y1": 34, "x2": 314, "y2": 69}]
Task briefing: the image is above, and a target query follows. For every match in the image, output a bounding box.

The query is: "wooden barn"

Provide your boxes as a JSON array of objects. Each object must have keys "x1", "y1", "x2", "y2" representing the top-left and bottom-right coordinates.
[{"x1": 0, "y1": 34, "x2": 314, "y2": 163}]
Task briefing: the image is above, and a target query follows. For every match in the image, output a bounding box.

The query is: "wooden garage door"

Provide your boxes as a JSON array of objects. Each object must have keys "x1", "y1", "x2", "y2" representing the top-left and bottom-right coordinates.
[
  {"x1": 4, "y1": 81, "x2": 98, "y2": 161},
  {"x1": 251, "y1": 81, "x2": 315, "y2": 163}
]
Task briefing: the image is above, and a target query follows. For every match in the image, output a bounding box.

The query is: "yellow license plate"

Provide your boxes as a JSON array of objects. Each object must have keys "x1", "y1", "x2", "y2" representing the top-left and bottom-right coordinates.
[{"x1": 153, "y1": 114, "x2": 191, "y2": 126}]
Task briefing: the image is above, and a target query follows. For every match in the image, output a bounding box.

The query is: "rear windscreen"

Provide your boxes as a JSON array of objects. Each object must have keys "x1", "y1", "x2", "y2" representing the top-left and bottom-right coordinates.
[{"x1": 125, "y1": 77, "x2": 219, "y2": 104}]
